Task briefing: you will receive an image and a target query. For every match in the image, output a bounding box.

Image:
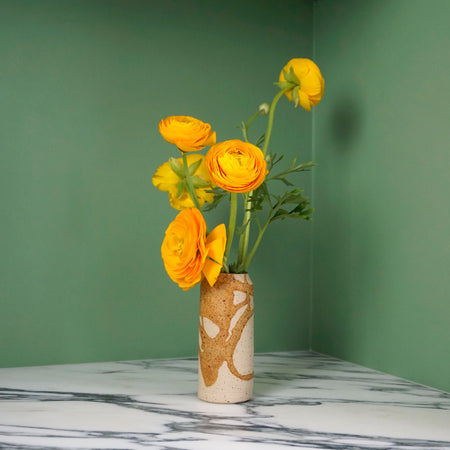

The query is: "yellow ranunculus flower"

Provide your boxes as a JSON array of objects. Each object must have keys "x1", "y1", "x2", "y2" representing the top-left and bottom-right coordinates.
[
  {"x1": 159, "y1": 115, "x2": 216, "y2": 153},
  {"x1": 161, "y1": 208, "x2": 226, "y2": 290},
  {"x1": 152, "y1": 154, "x2": 214, "y2": 210},
  {"x1": 205, "y1": 140, "x2": 268, "y2": 193},
  {"x1": 279, "y1": 58, "x2": 324, "y2": 111}
]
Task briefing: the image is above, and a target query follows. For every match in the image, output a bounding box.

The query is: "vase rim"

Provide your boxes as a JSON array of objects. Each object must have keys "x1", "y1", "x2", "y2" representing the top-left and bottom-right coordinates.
[{"x1": 220, "y1": 271, "x2": 249, "y2": 275}]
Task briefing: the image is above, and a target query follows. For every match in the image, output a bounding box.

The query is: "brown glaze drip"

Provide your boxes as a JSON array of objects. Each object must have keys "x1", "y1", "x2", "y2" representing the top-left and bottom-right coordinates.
[{"x1": 199, "y1": 274, "x2": 254, "y2": 387}]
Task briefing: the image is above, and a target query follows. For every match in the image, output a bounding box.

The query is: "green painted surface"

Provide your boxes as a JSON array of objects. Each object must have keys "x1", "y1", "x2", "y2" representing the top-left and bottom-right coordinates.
[
  {"x1": 312, "y1": 0, "x2": 450, "y2": 392},
  {"x1": 0, "y1": 0, "x2": 314, "y2": 367},
  {"x1": 1, "y1": 0, "x2": 448, "y2": 393}
]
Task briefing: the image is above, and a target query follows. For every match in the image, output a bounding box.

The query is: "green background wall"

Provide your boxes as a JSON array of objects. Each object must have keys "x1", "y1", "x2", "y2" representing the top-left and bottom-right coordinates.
[
  {"x1": 1, "y1": 0, "x2": 449, "y2": 392},
  {"x1": 0, "y1": 0, "x2": 314, "y2": 367},
  {"x1": 312, "y1": 0, "x2": 450, "y2": 392}
]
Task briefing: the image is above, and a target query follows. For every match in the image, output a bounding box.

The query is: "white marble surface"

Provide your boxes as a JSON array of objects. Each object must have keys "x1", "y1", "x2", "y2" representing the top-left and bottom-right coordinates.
[{"x1": 0, "y1": 351, "x2": 449, "y2": 449}]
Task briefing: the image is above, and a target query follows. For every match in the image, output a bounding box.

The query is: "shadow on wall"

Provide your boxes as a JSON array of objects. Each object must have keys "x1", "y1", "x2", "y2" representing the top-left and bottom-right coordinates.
[{"x1": 330, "y1": 94, "x2": 363, "y2": 153}]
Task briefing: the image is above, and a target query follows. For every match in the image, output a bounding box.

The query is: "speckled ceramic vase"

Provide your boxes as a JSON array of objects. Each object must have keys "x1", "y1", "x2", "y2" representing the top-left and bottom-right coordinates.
[{"x1": 198, "y1": 273, "x2": 254, "y2": 404}]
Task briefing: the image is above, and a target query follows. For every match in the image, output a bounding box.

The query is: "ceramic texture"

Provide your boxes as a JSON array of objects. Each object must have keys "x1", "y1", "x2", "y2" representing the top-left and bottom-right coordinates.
[{"x1": 198, "y1": 273, "x2": 254, "y2": 403}]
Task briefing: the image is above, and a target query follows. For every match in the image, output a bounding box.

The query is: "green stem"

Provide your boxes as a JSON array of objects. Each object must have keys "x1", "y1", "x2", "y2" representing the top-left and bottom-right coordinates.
[
  {"x1": 237, "y1": 192, "x2": 252, "y2": 271},
  {"x1": 237, "y1": 87, "x2": 291, "y2": 273},
  {"x1": 244, "y1": 111, "x2": 263, "y2": 143},
  {"x1": 241, "y1": 111, "x2": 261, "y2": 143},
  {"x1": 262, "y1": 87, "x2": 291, "y2": 156},
  {"x1": 247, "y1": 110, "x2": 262, "y2": 129},
  {"x1": 236, "y1": 109, "x2": 266, "y2": 271},
  {"x1": 223, "y1": 192, "x2": 238, "y2": 272},
  {"x1": 182, "y1": 153, "x2": 200, "y2": 210},
  {"x1": 237, "y1": 111, "x2": 262, "y2": 270},
  {"x1": 242, "y1": 220, "x2": 270, "y2": 272}
]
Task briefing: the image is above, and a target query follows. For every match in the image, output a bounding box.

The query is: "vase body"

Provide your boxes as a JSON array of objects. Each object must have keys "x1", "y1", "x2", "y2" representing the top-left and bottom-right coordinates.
[{"x1": 198, "y1": 273, "x2": 254, "y2": 403}]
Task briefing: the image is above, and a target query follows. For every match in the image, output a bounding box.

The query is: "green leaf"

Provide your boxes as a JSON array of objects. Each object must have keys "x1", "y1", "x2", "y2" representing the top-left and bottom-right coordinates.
[
  {"x1": 188, "y1": 158, "x2": 202, "y2": 176},
  {"x1": 268, "y1": 189, "x2": 313, "y2": 223},
  {"x1": 267, "y1": 159, "x2": 317, "y2": 184},
  {"x1": 228, "y1": 262, "x2": 241, "y2": 273},
  {"x1": 279, "y1": 178, "x2": 295, "y2": 186},
  {"x1": 284, "y1": 67, "x2": 300, "y2": 85},
  {"x1": 176, "y1": 180, "x2": 187, "y2": 198},
  {"x1": 292, "y1": 86, "x2": 300, "y2": 107},
  {"x1": 240, "y1": 120, "x2": 250, "y2": 143},
  {"x1": 235, "y1": 216, "x2": 251, "y2": 236},
  {"x1": 202, "y1": 187, "x2": 228, "y2": 212},
  {"x1": 274, "y1": 81, "x2": 295, "y2": 90},
  {"x1": 265, "y1": 152, "x2": 284, "y2": 172},
  {"x1": 255, "y1": 133, "x2": 265, "y2": 148},
  {"x1": 191, "y1": 175, "x2": 210, "y2": 189},
  {"x1": 271, "y1": 208, "x2": 290, "y2": 221},
  {"x1": 169, "y1": 157, "x2": 185, "y2": 178},
  {"x1": 248, "y1": 182, "x2": 271, "y2": 213}
]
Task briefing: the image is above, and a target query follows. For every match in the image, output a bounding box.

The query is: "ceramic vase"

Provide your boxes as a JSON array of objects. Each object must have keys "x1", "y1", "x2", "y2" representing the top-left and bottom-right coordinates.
[{"x1": 198, "y1": 273, "x2": 254, "y2": 403}]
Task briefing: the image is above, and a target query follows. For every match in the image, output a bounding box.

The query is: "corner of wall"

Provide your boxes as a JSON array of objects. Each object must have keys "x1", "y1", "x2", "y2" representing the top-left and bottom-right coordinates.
[{"x1": 308, "y1": 0, "x2": 319, "y2": 350}]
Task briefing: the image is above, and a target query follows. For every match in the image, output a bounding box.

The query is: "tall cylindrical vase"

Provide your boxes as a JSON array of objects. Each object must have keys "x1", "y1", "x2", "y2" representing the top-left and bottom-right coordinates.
[{"x1": 198, "y1": 273, "x2": 254, "y2": 403}]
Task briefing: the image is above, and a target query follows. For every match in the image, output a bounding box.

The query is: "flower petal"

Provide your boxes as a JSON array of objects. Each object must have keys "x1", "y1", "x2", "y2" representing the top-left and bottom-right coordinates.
[
  {"x1": 205, "y1": 140, "x2": 267, "y2": 193},
  {"x1": 298, "y1": 90, "x2": 312, "y2": 111},
  {"x1": 152, "y1": 161, "x2": 180, "y2": 192},
  {"x1": 161, "y1": 208, "x2": 208, "y2": 290},
  {"x1": 159, "y1": 116, "x2": 216, "y2": 153},
  {"x1": 154, "y1": 154, "x2": 215, "y2": 210},
  {"x1": 203, "y1": 224, "x2": 227, "y2": 286},
  {"x1": 278, "y1": 58, "x2": 324, "y2": 109}
]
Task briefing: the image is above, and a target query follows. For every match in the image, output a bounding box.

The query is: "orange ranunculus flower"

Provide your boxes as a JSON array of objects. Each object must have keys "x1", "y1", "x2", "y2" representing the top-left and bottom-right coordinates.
[
  {"x1": 161, "y1": 208, "x2": 226, "y2": 291},
  {"x1": 205, "y1": 140, "x2": 268, "y2": 193},
  {"x1": 279, "y1": 58, "x2": 324, "y2": 111},
  {"x1": 152, "y1": 154, "x2": 214, "y2": 210},
  {"x1": 158, "y1": 115, "x2": 216, "y2": 153}
]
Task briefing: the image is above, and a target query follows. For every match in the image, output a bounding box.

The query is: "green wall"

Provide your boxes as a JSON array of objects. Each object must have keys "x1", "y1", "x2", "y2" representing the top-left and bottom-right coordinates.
[
  {"x1": 1, "y1": 0, "x2": 448, "y2": 393},
  {"x1": 312, "y1": 0, "x2": 450, "y2": 392},
  {"x1": 0, "y1": 0, "x2": 314, "y2": 367}
]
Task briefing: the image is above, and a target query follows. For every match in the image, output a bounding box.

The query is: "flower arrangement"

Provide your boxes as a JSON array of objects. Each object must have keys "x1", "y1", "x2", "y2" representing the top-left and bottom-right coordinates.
[{"x1": 153, "y1": 58, "x2": 324, "y2": 290}]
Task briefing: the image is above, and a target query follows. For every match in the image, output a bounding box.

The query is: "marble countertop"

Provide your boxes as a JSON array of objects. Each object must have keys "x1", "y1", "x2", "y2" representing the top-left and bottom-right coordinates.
[{"x1": 0, "y1": 351, "x2": 449, "y2": 449}]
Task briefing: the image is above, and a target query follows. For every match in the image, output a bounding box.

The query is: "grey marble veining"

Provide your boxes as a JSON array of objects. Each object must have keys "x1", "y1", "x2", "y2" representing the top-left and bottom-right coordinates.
[{"x1": 0, "y1": 351, "x2": 449, "y2": 449}]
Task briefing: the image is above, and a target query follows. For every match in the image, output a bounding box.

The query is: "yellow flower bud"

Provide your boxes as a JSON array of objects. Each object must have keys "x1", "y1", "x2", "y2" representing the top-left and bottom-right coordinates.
[
  {"x1": 279, "y1": 58, "x2": 324, "y2": 111},
  {"x1": 158, "y1": 115, "x2": 216, "y2": 153}
]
